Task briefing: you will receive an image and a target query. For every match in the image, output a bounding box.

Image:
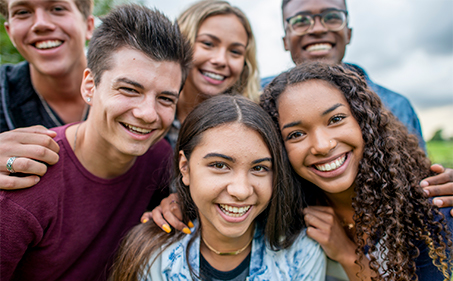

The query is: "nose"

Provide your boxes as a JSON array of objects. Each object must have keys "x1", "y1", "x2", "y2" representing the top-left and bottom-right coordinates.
[
  {"x1": 308, "y1": 16, "x2": 328, "y2": 35},
  {"x1": 132, "y1": 96, "x2": 159, "y2": 124},
  {"x1": 227, "y1": 171, "x2": 254, "y2": 201},
  {"x1": 210, "y1": 48, "x2": 227, "y2": 67},
  {"x1": 31, "y1": 9, "x2": 56, "y2": 33},
  {"x1": 310, "y1": 129, "x2": 337, "y2": 155}
]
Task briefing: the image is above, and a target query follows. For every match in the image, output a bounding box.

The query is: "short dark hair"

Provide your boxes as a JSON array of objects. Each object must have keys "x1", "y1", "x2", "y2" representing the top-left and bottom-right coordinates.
[
  {"x1": 281, "y1": 0, "x2": 348, "y2": 13},
  {"x1": 87, "y1": 4, "x2": 192, "y2": 91},
  {"x1": 0, "y1": 0, "x2": 93, "y2": 20}
]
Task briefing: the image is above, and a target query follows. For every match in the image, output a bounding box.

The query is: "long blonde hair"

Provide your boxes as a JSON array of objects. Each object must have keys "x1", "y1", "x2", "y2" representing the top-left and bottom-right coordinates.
[{"x1": 178, "y1": 0, "x2": 261, "y2": 102}]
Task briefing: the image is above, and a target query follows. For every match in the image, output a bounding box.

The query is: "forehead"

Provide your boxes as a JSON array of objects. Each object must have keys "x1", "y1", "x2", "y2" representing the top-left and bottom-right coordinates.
[
  {"x1": 283, "y1": 0, "x2": 346, "y2": 18},
  {"x1": 8, "y1": 0, "x2": 77, "y2": 8},
  {"x1": 195, "y1": 123, "x2": 270, "y2": 158},
  {"x1": 279, "y1": 80, "x2": 346, "y2": 112},
  {"x1": 101, "y1": 47, "x2": 182, "y2": 91}
]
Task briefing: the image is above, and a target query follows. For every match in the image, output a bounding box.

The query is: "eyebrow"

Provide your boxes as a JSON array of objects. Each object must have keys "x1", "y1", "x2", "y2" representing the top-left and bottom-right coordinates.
[
  {"x1": 252, "y1": 157, "x2": 272, "y2": 164},
  {"x1": 322, "y1": 103, "x2": 344, "y2": 116},
  {"x1": 197, "y1": 33, "x2": 247, "y2": 49},
  {"x1": 203, "y1": 153, "x2": 234, "y2": 162},
  {"x1": 281, "y1": 103, "x2": 345, "y2": 130},
  {"x1": 114, "y1": 77, "x2": 179, "y2": 98}
]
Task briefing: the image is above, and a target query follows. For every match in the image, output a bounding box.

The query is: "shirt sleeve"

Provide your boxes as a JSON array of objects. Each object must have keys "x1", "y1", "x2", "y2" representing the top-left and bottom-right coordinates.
[{"x1": 0, "y1": 194, "x2": 43, "y2": 279}]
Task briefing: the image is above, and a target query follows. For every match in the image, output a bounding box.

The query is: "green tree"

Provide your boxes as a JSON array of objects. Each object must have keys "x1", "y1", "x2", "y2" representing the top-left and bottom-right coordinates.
[
  {"x1": 1, "y1": 0, "x2": 143, "y2": 64},
  {"x1": 429, "y1": 129, "x2": 444, "y2": 142}
]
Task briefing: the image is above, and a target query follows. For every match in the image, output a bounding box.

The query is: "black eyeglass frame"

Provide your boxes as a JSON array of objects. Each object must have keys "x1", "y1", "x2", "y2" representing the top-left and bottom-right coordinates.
[{"x1": 285, "y1": 9, "x2": 349, "y2": 36}]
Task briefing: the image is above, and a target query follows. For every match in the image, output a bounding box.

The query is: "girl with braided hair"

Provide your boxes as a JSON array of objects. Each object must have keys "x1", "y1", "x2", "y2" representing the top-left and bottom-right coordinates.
[{"x1": 260, "y1": 61, "x2": 452, "y2": 281}]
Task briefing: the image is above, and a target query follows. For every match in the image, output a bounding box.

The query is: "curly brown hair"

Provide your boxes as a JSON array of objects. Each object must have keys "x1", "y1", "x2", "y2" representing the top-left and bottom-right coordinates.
[{"x1": 260, "y1": 62, "x2": 452, "y2": 280}]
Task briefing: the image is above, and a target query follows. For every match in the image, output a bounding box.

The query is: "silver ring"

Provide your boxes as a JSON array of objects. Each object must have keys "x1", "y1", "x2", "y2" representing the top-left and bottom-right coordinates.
[{"x1": 6, "y1": 157, "x2": 17, "y2": 173}]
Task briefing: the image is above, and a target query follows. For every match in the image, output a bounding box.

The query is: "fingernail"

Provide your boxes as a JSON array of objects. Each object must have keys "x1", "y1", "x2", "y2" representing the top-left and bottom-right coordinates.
[
  {"x1": 433, "y1": 199, "x2": 443, "y2": 207},
  {"x1": 35, "y1": 177, "x2": 40, "y2": 184},
  {"x1": 188, "y1": 221, "x2": 194, "y2": 228},
  {"x1": 420, "y1": 180, "x2": 428, "y2": 187},
  {"x1": 142, "y1": 219, "x2": 149, "y2": 224},
  {"x1": 162, "y1": 224, "x2": 171, "y2": 233},
  {"x1": 182, "y1": 227, "x2": 192, "y2": 234},
  {"x1": 423, "y1": 189, "x2": 429, "y2": 196}
]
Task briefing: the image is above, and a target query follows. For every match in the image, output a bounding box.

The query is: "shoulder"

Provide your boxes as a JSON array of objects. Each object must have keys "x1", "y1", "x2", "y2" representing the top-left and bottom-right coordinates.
[{"x1": 0, "y1": 61, "x2": 29, "y2": 80}]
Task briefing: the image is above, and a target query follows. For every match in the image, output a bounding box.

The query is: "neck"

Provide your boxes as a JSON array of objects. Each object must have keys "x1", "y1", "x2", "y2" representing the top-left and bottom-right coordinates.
[
  {"x1": 29, "y1": 60, "x2": 87, "y2": 124},
  {"x1": 199, "y1": 223, "x2": 254, "y2": 272},
  {"x1": 176, "y1": 86, "x2": 208, "y2": 124},
  {"x1": 66, "y1": 122, "x2": 137, "y2": 179}
]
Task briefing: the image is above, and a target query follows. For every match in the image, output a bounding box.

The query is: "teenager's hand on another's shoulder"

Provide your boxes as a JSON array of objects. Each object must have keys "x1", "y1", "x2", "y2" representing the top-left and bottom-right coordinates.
[
  {"x1": 0, "y1": 126, "x2": 60, "y2": 190},
  {"x1": 145, "y1": 193, "x2": 193, "y2": 234},
  {"x1": 421, "y1": 164, "x2": 453, "y2": 216}
]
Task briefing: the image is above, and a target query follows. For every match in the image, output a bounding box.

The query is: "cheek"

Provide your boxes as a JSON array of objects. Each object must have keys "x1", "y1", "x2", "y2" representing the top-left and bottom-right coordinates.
[{"x1": 230, "y1": 58, "x2": 245, "y2": 77}]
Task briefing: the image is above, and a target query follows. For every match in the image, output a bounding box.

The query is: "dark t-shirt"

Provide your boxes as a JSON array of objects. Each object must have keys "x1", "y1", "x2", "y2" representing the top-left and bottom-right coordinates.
[
  {"x1": 200, "y1": 253, "x2": 251, "y2": 281},
  {"x1": 0, "y1": 124, "x2": 172, "y2": 280}
]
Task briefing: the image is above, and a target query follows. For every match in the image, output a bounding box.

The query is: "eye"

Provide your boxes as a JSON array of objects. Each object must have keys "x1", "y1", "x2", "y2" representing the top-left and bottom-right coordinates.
[
  {"x1": 329, "y1": 114, "x2": 346, "y2": 125},
  {"x1": 12, "y1": 9, "x2": 31, "y2": 17},
  {"x1": 51, "y1": 5, "x2": 66, "y2": 12},
  {"x1": 286, "y1": 131, "x2": 305, "y2": 141},
  {"x1": 158, "y1": 95, "x2": 176, "y2": 106},
  {"x1": 209, "y1": 162, "x2": 229, "y2": 170},
  {"x1": 252, "y1": 165, "x2": 270, "y2": 173},
  {"x1": 230, "y1": 48, "x2": 244, "y2": 57},
  {"x1": 119, "y1": 87, "x2": 139, "y2": 95},
  {"x1": 200, "y1": 40, "x2": 214, "y2": 48}
]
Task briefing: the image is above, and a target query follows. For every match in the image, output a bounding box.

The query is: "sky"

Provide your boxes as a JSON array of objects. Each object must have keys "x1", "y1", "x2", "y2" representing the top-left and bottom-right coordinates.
[{"x1": 144, "y1": 0, "x2": 453, "y2": 110}]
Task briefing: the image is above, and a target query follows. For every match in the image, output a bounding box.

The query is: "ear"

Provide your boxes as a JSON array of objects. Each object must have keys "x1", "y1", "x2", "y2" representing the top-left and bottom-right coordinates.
[
  {"x1": 179, "y1": 151, "x2": 190, "y2": 186},
  {"x1": 85, "y1": 15, "x2": 95, "y2": 41},
  {"x1": 4, "y1": 22, "x2": 17, "y2": 48},
  {"x1": 81, "y1": 68, "x2": 94, "y2": 105},
  {"x1": 282, "y1": 35, "x2": 289, "y2": 51},
  {"x1": 346, "y1": 27, "x2": 352, "y2": 45}
]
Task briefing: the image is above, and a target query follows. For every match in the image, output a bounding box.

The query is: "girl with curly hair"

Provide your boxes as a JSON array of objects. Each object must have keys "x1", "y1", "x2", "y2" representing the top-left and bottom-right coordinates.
[
  {"x1": 260, "y1": 62, "x2": 452, "y2": 281},
  {"x1": 111, "y1": 95, "x2": 326, "y2": 281}
]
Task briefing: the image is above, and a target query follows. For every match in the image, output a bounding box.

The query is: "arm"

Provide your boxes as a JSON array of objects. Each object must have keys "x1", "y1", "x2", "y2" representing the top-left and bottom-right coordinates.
[
  {"x1": 0, "y1": 195, "x2": 42, "y2": 279},
  {"x1": 303, "y1": 206, "x2": 374, "y2": 281},
  {"x1": 0, "y1": 126, "x2": 60, "y2": 190},
  {"x1": 143, "y1": 193, "x2": 193, "y2": 234},
  {"x1": 421, "y1": 164, "x2": 453, "y2": 216}
]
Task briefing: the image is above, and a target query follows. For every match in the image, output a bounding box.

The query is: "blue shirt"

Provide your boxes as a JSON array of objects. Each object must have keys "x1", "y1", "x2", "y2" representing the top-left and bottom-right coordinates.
[
  {"x1": 260, "y1": 63, "x2": 425, "y2": 151},
  {"x1": 143, "y1": 225, "x2": 326, "y2": 281}
]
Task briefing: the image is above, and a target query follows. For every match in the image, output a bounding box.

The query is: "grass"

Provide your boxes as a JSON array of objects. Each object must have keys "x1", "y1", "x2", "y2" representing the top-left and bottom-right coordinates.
[{"x1": 426, "y1": 140, "x2": 453, "y2": 169}]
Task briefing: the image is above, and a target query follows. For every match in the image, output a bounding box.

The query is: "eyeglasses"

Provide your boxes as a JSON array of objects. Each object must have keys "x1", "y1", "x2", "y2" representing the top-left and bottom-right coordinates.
[{"x1": 286, "y1": 9, "x2": 348, "y2": 36}]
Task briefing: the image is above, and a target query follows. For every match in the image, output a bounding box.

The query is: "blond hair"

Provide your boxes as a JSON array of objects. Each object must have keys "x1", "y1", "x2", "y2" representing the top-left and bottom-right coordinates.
[{"x1": 178, "y1": 0, "x2": 261, "y2": 102}]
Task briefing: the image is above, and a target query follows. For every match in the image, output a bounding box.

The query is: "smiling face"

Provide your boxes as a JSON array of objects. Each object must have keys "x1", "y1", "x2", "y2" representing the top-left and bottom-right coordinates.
[
  {"x1": 4, "y1": 0, "x2": 94, "y2": 77},
  {"x1": 278, "y1": 79, "x2": 363, "y2": 195},
  {"x1": 81, "y1": 47, "x2": 181, "y2": 158},
  {"x1": 179, "y1": 123, "x2": 273, "y2": 240},
  {"x1": 183, "y1": 13, "x2": 248, "y2": 98},
  {"x1": 282, "y1": 0, "x2": 351, "y2": 65}
]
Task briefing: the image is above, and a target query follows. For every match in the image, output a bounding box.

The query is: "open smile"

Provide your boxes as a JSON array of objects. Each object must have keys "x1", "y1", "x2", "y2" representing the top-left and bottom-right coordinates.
[
  {"x1": 219, "y1": 204, "x2": 251, "y2": 217},
  {"x1": 201, "y1": 70, "x2": 226, "y2": 81},
  {"x1": 313, "y1": 153, "x2": 347, "y2": 172},
  {"x1": 33, "y1": 40, "x2": 63, "y2": 50},
  {"x1": 120, "y1": 122, "x2": 153, "y2": 135}
]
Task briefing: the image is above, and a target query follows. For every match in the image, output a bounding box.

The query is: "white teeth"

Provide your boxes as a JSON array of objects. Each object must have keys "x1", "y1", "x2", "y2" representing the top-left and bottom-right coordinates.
[
  {"x1": 315, "y1": 154, "x2": 346, "y2": 172},
  {"x1": 123, "y1": 123, "x2": 152, "y2": 134},
  {"x1": 35, "y1": 40, "x2": 63, "y2": 49},
  {"x1": 219, "y1": 204, "x2": 251, "y2": 217},
  {"x1": 306, "y1": 43, "x2": 332, "y2": 52},
  {"x1": 202, "y1": 71, "x2": 225, "y2": 81}
]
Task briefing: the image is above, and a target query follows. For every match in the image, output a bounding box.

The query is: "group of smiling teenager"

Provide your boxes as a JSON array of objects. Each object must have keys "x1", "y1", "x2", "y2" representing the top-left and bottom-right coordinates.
[{"x1": 0, "y1": 0, "x2": 452, "y2": 281}]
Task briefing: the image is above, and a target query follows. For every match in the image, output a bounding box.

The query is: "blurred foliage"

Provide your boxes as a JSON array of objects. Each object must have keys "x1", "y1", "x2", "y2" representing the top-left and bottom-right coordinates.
[
  {"x1": 427, "y1": 140, "x2": 453, "y2": 168},
  {"x1": 429, "y1": 129, "x2": 445, "y2": 142},
  {"x1": 1, "y1": 0, "x2": 143, "y2": 65}
]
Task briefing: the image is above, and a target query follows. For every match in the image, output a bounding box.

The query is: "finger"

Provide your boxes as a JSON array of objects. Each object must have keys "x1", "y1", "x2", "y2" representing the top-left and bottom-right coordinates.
[
  {"x1": 423, "y1": 182, "x2": 453, "y2": 198},
  {"x1": 161, "y1": 194, "x2": 183, "y2": 221},
  {"x1": 450, "y1": 209, "x2": 453, "y2": 217},
  {"x1": 420, "y1": 168, "x2": 453, "y2": 188},
  {"x1": 0, "y1": 174, "x2": 40, "y2": 190},
  {"x1": 141, "y1": 212, "x2": 153, "y2": 223},
  {"x1": 304, "y1": 213, "x2": 331, "y2": 231},
  {"x1": 11, "y1": 125, "x2": 57, "y2": 136},
  {"x1": 4, "y1": 157, "x2": 50, "y2": 176},
  {"x1": 431, "y1": 196, "x2": 453, "y2": 208},
  {"x1": 162, "y1": 207, "x2": 190, "y2": 234},
  {"x1": 150, "y1": 207, "x2": 172, "y2": 233},
  {"x1": 305, "y1": 226, "x2": 328, "y2": 245}
]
